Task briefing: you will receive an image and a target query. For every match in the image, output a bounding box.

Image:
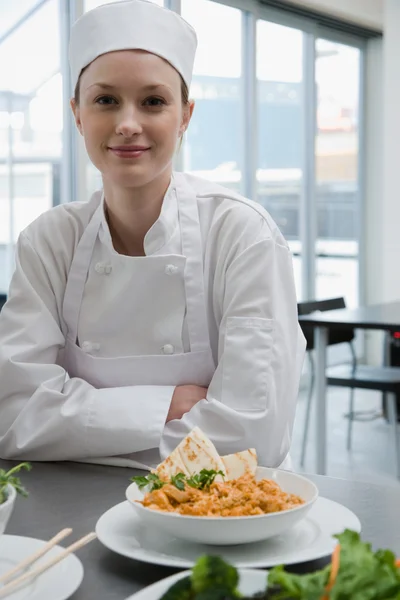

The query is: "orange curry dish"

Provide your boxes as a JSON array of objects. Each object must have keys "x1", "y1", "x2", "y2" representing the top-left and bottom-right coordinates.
[{"x1": 140, "y1": 473, "x2": 304, "y2": 517}]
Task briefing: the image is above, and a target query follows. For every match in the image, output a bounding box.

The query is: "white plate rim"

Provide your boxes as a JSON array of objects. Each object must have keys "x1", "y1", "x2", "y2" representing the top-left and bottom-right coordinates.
[
  {"x1": 123, "y1": 569, "x2": 269, "y2": 600},
  {"x1": 0, "y1": 534, "x2": 84, "y2": 600},
  {"x1": 96, "y1": 496, "x2": 361, "y2": 569}
]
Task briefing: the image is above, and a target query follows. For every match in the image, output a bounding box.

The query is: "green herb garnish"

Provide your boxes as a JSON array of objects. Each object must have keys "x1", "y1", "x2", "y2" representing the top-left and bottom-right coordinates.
[
  {"x1": 131, "y1": 469, "x2": 224, "y2": 493},
  {"x1": 186, "y1": 469, "x2": 225, "y2": 490},
  {"x1": 0, "y1": 462, "x2": 31, "y2": 505},
  {"x1": 131, "y1": 472, "x2": 166, "y2": 491},
  {"x1": 171, "y1": 472, "x2": 187, "y2": 491}
]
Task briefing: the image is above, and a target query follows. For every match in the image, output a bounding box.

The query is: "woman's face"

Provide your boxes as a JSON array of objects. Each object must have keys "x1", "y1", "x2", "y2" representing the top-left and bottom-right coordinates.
[{"x1": 71, "y1": 50, "x2": 193, "y2": 190}]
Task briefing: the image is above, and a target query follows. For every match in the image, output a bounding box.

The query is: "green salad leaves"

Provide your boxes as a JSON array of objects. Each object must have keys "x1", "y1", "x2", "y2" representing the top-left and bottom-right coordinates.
[
  {"x1": 161, "y1": 556, "x2": 240, "y2": 600},
  {"x1": 160, "y1": 531, "x2": 400, "y2": 600},
  {"x1": 267, "y1": 530, "x2": 400, "y2": 599}
]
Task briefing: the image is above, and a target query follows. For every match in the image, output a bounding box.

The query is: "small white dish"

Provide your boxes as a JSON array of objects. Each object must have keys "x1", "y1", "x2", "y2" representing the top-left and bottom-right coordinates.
[
  {"x1": 0, "y1": 535, "x2": 84, "y2": 600},
  {"x1": 123, "y1": 569, "x2": 269, "y2": 600},
  {"x1": 126, "y1": 467, "x2": 318, "y2": 545},
  {"x1": 96, "y1": 495, "x2": 361, "y2": 569},
  {"x1": 0, "y1": 485, "x2": 16, "y2": 537}
]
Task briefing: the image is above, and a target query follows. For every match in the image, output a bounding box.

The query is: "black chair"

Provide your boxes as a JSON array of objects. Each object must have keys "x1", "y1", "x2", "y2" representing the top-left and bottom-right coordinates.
[
  {"x1": 298, "y1": 297, "x2": 400, "y2": 479},
  {"x1": 0, "y1": 294, "x2": 6, "y2": 312},
  {"x1": 298, "y1": 297, "x2": 357, "y2": 466}
]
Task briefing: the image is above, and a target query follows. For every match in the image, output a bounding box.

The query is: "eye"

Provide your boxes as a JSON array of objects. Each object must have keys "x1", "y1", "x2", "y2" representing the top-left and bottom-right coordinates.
[
  {"x1": 143, "y1": 96, "x2": 166, "y2": 107},
  {"x1": 95, "y1": 95, "x2": 117, "y2": 106}
]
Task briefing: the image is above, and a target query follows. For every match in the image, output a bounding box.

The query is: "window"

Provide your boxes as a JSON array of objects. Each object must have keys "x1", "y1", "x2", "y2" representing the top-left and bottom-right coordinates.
[
  {"x1": 0, "y1": 0, "x2": 367, "y2": 315},
  {"x1": 257, "y1": 20, "x2": 304, "y2": 296},
  {"x1": 85, "y1": 0, "x2": 163, "y2": 10},
  {"x1": 180, "y1": 0, "x2": 243, "y2": 193},
  {"x1": 0, "y1": 0, "x2": 62, "y2": 292},
  {"x1": 315, "y1": 39, "x2": 361, "y2": 308}
]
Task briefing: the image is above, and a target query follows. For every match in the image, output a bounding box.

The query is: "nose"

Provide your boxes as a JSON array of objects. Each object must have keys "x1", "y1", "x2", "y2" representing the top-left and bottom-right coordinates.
[{"x1": 115, "y1": 106, "x2": 143, "y2": 138}]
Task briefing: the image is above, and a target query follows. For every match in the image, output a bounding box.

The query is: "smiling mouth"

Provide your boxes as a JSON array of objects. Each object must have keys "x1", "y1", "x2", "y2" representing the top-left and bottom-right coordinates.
[{"x1": 108, "y1": 146, "x2": 150, "y2": 158}]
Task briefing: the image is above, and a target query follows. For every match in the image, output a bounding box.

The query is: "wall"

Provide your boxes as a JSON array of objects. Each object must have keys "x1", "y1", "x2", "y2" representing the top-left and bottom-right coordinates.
[
  {"x1": 364, "y1": 36, "x2": 384, "y2": 364},
  {"x1": 365, "y1": 0, "x2": 400, "y2": 305},
  {"x1": 380, "y1": 0, "x2": 400, "y2": 304},
  {"x1": 364, "y1": 0, "x2": 400, "y2": 364},
  {"x1": 281, "y1": 0, "x2": 383, "y2": 30}
]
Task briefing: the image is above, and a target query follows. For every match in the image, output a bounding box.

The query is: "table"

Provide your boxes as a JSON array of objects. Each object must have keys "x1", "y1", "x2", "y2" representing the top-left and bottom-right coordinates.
[
  {"x1": 1, "y1": 460, "x2": 400, "y2": 599},
  {"x1": 299, "y1": 300, "x2": 400, "y2": 475}
]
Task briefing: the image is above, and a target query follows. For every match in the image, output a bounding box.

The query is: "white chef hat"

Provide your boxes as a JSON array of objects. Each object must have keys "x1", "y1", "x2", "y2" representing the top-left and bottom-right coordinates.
[{"x1": 69, "y1": 0, "x2": 197, "y2": 94}]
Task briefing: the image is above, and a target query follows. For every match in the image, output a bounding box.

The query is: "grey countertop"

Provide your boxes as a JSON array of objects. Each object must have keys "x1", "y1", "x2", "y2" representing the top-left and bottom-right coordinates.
[{"x1": 1, "y1": 459, "x2": 400, "y2": 599}]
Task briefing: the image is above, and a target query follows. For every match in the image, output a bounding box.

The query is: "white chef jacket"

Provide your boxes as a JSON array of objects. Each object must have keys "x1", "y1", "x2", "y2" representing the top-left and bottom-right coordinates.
[{"x1": 0, "y1": 173, "x2": 305, "y2": 468}]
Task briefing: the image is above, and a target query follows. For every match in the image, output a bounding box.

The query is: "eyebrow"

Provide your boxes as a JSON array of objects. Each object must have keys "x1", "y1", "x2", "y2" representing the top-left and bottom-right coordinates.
[{"x1": 87, "y1": 82, "x2": 173, "y2": 92}]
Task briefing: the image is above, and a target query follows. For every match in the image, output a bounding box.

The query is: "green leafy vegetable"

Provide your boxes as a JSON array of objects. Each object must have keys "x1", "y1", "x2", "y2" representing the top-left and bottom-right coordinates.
[
  {"x1": 171, "y1": 472, "x2": 187, "y2": 491},
  {"x1": 266, "y1": 529, "x2": 400, "y2": 599},
  {"x1": 159, "y1": 531, "x2": 400, "y2": 600},
  {"x1": 160, "y1": 556, "x2": 241, "y2": 600},
  {"x1": 160, "y1": 576, "x2": 193, "y2": 600},
  {"x1": 195, "y1": 588, "x2": 238, "y2": 600},
  {"x1": 0, "y1": 462, "x2": 31, "y2": 505},
  {"x1": 186, "y1": 470, "x2": 225, "y2": 490},
  {"x1": 191, "y1": 555, "x2": 239, "y2": 596},
  {"x1": 131, "y1": 469, "x2": 224, "y2": 493},
  {"x1": 266, "y1": 564, "x2": 328, "y2": 599},
  {"x1": 130, "y1": 472, "x2": 166, "y2": 491}
]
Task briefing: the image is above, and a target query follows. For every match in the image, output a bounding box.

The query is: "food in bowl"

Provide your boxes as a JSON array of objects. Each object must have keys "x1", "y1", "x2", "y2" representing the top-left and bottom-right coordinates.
[
  {"x1": 134, "y1": 471, "x2": 304, "y2": 517},
  {"x1": 131, "y1": 428, "x2": 304, "y2": 517},
  {"x1": 127, "y1": 465, "x2": 317, "y2": 545},
  {"x1": 160, "y1": 531, "x2": 400, "y2": 600}
]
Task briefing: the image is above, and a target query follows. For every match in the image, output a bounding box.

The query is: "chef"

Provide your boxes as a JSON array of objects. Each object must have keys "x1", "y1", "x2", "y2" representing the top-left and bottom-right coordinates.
[{"x1": 0, "y1": 0, "x2": 305, "y2": 470}]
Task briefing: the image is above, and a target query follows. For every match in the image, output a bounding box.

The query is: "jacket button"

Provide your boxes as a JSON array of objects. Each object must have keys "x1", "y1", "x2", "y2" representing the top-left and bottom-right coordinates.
[
  {"x1": 95, "y1": 262, "x2": 112, "y2": 275},
  {"x1": 165, "y1": 264, "x2": 178, "y2": 275},
  {"x1": 162, "y1": 344, "x2": 175, "y2": 355}
]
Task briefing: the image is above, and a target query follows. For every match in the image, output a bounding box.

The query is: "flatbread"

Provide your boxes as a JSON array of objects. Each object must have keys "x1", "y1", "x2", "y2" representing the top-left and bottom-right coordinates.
[
  {"x1": 155, "y1": 446, "x2": 190, "y2": 479},
  {"x1": 221, "y1": 449, "x2": 258, "y2": 481},
  {"x1": 177, "y1": 427, "x2": 226, "y2": 479},
  {"x1": 155, "y1": 428, "x2": 258, "y2": 483},
  {"x1": 155, "y1": 427, "x2": 226, "y2": 480}
]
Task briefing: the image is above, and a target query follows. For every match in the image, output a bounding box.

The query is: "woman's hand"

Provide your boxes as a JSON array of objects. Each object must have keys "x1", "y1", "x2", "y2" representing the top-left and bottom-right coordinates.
[{"x1": 166, "y1": 385, "x2": 208, "y2": 423}]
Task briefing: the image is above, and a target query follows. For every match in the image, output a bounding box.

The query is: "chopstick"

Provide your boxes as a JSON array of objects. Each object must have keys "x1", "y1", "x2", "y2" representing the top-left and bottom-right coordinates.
[
  {"x1": 0, "y1": 531, "x2": 97, "y2": 598},
  {"x1": 0, "y1": 528, "x2": 73, "y2": 585}
]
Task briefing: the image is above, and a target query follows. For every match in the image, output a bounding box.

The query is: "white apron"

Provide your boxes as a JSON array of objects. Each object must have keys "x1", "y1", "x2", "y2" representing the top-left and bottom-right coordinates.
[{"x1": 61, "y1": 173, "x2": 215, "y2": 469}]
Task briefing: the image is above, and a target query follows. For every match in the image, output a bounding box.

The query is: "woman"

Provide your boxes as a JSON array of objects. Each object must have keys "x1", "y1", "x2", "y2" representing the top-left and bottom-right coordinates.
[{"x1": 0, "y1": 0, "x2": 305, "y2": 470}]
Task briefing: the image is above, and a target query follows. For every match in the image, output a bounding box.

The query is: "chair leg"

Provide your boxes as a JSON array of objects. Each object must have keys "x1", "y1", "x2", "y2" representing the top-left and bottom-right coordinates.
[
  {"x1": 386, "y1": 392, "x2": 400, "y2": 479},
  {"x1": 301, "y1": 353, "x2": 315, "y2": 467},
  {"x1": 347, "y1": 388, "x2": 356, "y2": 451},
  {"x1": 346, "y1": 342, "x2": 357, "y2": 451}
]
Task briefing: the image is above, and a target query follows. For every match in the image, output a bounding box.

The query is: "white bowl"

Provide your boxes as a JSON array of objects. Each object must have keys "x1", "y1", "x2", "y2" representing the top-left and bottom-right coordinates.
[
  {"x1": 126, "y1": 466, "x2": 318, "y2": 545},
  {"x1": 0, "y1": 485, "x2": 16, "y2": 536}
]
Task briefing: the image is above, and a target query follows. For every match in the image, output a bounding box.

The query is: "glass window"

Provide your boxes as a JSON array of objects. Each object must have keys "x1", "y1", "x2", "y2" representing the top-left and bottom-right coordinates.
[
  {"x1": 180, "y1": 0, "x2": 243, "y2": 193},
  {"x1": 85, "y1": 0, "x2": 163, "y2": 10},
  {"x1": 0, "y1": 0, "x2": 61, "y2": 292},
  {"x1": 0, "y1": 0, "x2": 44, "y2": 37},
  {"x1": 256, "y1": 20, "x2": 304, "y2": 297},
  {"x1": 315, "y1": 39, "x2": 361, "y2": 308}
]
